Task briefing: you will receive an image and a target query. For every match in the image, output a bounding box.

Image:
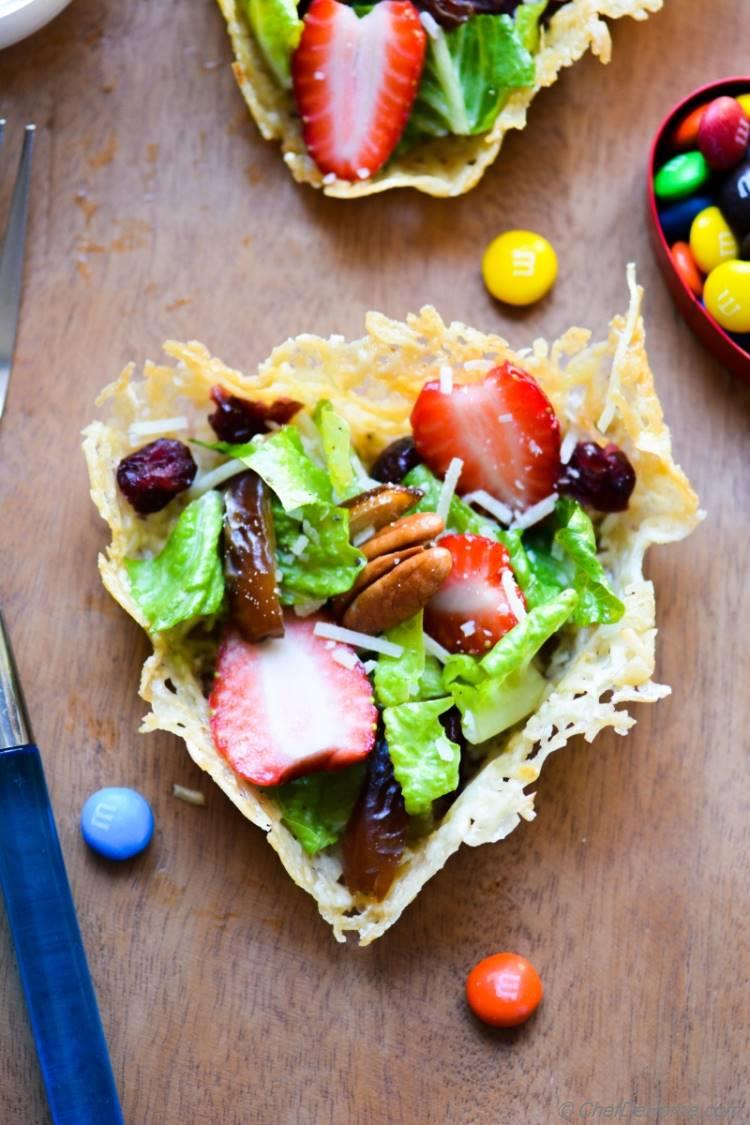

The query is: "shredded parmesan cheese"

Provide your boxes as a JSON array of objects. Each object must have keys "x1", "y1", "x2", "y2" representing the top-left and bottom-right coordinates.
[
  {"x1": 436, "y1": 457, "x2": 463, "y2": 524},
  {"x1": 423, "y1": 634, "x2": 451, "y2": 663},
  {"x1": 129, "y1": 415, "x2": 188, "y2": 438},
  {"x1": 313, "y1": 622, "x2": 404, "y2": 658},
  {"x1": 460, "y1": 620, "x2": 476, "y2": 637},
  {"x1": 439, "y1": 365, "x2": 454, "y2": 394},
  {"x1": 510, "y1": 493, "x2": 558, "y2": 530},
  {"x1": 331, "y1": 647, "x2": 361, "y2": 671},
  {"x1": 462, "y1": 489, "x2": 513, "y2": 526},
  {"x1": 363, "y1": 660, "x2": 378, "y2": 675},
  {"x1": 463, "y1": 359, "x2": 494, "y2": 372},
  {"x1": 419, "y1": 9, "x2": 440, "y2": 37},
  {"x1": 172, "y1": 785, "x2": 206, "y2": 806},
  {"x1": 352, "y1": 525, "x2": 375, "y2": 547},
  {"x1": 290, "y1": 534, "x2": 309, "y2": 557},
  {"x1": 502, "y1": 570, "x2": 527, "y2": 621},
  {"x1": 188, "y1": 459, "x2": 244, "y2": 497},
  {"x1": 560, "y1": 428, "x2": 580, "y2": 465}
]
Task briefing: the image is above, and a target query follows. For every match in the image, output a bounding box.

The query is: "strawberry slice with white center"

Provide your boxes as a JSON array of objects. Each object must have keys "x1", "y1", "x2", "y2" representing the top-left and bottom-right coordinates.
[
  {"x1": 209, "y1": 617, "x2": 377, "y2": 786},
  {"x1": 410, "y1": 361, "x2": 562, "y2": 511},
  {"x1": 292, "y1": 0, "x2": 427, "y2": 182},
  {"x1": 424, "y1": 534, "x2": 526, "y2": 655}
]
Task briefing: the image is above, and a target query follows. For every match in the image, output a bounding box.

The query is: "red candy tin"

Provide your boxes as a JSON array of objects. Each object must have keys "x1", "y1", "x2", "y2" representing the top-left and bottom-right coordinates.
[{"x1": 648, "y1": 77, "x2": 750, "y2": 385}]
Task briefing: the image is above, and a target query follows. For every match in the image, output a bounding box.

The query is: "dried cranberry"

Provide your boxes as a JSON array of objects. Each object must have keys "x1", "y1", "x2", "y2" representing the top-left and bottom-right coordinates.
[
  {"x1": 116, "y1": 438, "x2": 197, "y2": 515},
  {"x1": 371, "y1": 437, "x2": 421, "y2": 484},
  {"x1": 558, "y1": 441, "x2": 636, "y2": 513},
  {"x1": 208, "y1": 386, "x2": 302, "y2": 445},
  {"x1": 415, "y1": 0, "x2": 522, "y2": 30},
  {"x1": 341, "y1": 740, "x2": 407, "y2": 900}
]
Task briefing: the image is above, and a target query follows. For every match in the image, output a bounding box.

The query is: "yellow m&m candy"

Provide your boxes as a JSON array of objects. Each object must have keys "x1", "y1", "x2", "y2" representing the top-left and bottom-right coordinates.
[
  {"x1": 689, "y1": 206, "x2": 738, "y2": 274},
  {"x1": 482, "y1": 230, "x2": 558, "y2": 306},
  {"x1": 704, "y1": 261, "x2": 750, "y2": 333},
  {"x1": 737, "y1": 93, "x2": 750, "y2": 120}
]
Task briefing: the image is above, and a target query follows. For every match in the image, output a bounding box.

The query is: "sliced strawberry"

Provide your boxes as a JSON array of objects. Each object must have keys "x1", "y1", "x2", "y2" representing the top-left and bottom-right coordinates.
[
  {"x1": 292, "y1": 0, "x2": 426, "y2": 182},
  {"x1": 209, "y1": 617, "x2": 377, "y2": 787},
  {"x1": 410, "y1": 362, "x2": 561, "y2": 511},
  {"x1": 424, "y1": 534, "x2": 525, "y2": 655}
]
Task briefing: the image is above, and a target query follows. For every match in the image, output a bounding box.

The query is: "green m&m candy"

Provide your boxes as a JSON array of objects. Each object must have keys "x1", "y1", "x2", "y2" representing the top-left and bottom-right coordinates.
[{"x1": 653, "y1": 151, "x2": 710, "y2": 201}]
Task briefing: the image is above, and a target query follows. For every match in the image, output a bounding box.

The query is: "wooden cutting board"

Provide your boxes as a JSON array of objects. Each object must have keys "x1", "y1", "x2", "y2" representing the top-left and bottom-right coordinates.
[{"x1": 1, "y1": 1, "x2": 748, "y2": 1121}]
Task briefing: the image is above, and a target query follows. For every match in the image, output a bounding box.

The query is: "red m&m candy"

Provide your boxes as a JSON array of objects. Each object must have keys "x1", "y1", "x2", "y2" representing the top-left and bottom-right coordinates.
[{"x1": 697, "y1": 96, "x2": 750, "y2": 171}]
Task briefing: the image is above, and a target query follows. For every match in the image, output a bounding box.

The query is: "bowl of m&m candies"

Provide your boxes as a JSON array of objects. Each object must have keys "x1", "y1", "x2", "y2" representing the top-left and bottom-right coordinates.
[{"x1": 648, "y1": 78, "x2": 750, "y2": 383}]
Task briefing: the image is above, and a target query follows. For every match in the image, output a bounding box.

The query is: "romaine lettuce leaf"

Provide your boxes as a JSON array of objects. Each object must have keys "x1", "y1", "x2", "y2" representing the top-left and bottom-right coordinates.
[
  {"x1": 374, "y1": 611, "x2": 446, "y2": 707},
  {"x1": 383, "y1": 697, "x2": 461, "y2": 815},
  {"x1": 126, "y1": 491, "x2": 225, "y2": 633},
  {"x1": 515, "y1": 0, "x2": 547, "y2": 53},
  {"x1": 444, "y1": 589, "x2": 578, "y2": 743},
  {"x1": 314, "y1": 400, "x2": 358, "y2": 500},
  {"x1": 271, "y1": 763, "x2": 365, "y2": 855},
  {"x1": 273, "y1": 500, "x2": 364, "y2": 604},
  {"x1": 404, "y1": 13, "x2": 535, "y2": 143},
  {"x1": 523, "y1": 498, "x2": 625, "y2": 626},
  {"x1": 241, "y1": 0, "x2": 303, "y2": 90},
  {"x1": 234, "y1": 427, "x2": 333, "y2": 511}
]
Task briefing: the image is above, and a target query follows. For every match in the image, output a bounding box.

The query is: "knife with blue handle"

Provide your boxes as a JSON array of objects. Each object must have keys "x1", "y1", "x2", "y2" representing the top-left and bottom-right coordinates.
[{"x1": 0, "y1": 611, "x2": 124, "y2": 1124}]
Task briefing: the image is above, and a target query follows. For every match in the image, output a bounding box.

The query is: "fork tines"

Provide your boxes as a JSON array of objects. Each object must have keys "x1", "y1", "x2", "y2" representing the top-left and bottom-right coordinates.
[{"x1": 0, "y1": 122, "x2": 36, "y2": 423}]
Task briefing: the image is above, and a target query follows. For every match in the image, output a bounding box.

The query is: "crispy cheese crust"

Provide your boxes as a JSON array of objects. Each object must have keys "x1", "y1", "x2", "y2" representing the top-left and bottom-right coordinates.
[
  {"x1": 83, "y1": 268, "x2": 700, "y2": 944},
  {"x1": 215, "y1": 0, "x2": 663, "y2": 198}
]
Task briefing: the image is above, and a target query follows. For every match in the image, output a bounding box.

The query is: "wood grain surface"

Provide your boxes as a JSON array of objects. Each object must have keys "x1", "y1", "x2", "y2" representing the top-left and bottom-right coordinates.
[{"x1": 1, "y1": 2, "x2": 748, "y2": 1122}]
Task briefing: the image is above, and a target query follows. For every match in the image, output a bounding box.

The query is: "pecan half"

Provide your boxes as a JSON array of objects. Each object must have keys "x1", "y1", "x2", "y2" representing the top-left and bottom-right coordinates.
[
  {"x1": 342, "y1": 547, "x2": 452, "y2": 635},
  {"x1": 342, "y1": 484, "x2": 422, "y2": 538},
  {"x1": 331, "y1": 546, "x2": 423, "y2": 617},
  {"x1": 361, "y1": 512, "x2": 445, "y2": 560}
]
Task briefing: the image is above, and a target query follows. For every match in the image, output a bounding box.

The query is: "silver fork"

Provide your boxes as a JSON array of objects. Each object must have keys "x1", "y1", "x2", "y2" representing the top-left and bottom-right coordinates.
[
  {"x1": 0, "y1": 126, "x2": 125, "y2": 1124},
  {"x1": 0, "y1": 120, "x2": 35, "y2": 422}
]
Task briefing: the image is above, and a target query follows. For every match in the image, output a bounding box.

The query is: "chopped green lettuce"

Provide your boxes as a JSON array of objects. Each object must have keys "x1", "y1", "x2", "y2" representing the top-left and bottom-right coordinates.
[
  {"x1": 523, "y1": 498, "x2": 625, "y2": 626},
  {"x1": 271, "y1": 764, "x2": 365, "y2": 855},
  {"x1": 374, "y1": 611, "x2": 446, "y2": 707},
  {"x1": 514, "y1": 0, "x2": 548, "y2": 53},
  {"x1": 241, "y1": 0, "x2": 303, "y2": 90},
  {"x1": 383, "y1": 697, "x2": 460, "y2": 815},
  {"x1": 273, "y1": 501, "x2": 364, "y2": 603},
  {"x1": 444, "y1": 589, "x2": 578, "y2": 743},
  {"x1": 207, "y1": 425, "x2": 364, "y2": 605},
  {"x1": 404, "y1": 14, "x2": 536, "y2": 144},
  {"x1": 231, "y1": 427, "x2": 333, "y2": 511},
  {"x1": 125, "y1": 491, "x2": 225, "y2": 633},
  {"x1": 313, "y1": 400, "x2": 359, "y2": 500}
]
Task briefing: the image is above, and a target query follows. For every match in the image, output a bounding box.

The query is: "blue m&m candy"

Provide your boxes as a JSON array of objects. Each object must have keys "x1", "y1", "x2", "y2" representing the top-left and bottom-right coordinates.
[
  {"x1": 81, "y1": 787, "x2": 154, "y2": 860},
  {"x1": 658, "y1": 194, "x2": 714, "y2": 244}
]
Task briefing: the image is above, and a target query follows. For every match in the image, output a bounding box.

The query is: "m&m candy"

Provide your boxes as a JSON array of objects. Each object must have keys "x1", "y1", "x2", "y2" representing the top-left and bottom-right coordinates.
[
  {"x1": 653, "y1": 151, "x2": 710, "y2": 202},
  {"x1": 482, "y1": 230, "x2": 558, "y2": 306},
  {"x1": 81, "y1": 787, "x2": 154, "y2": 860},
  {"x1": 653, "y1": 88, "x2": 750, "y2": 359},
  {"x1": 718, "y1": 161, "x2": 750, "y2": 238},
  {"x1": 671, "y1": 242, "x2": 703, "y2": 297},
  {"x1": 704, "y1": 261, "x2": 750, "y2": 333},
  {"x1": 697, "y1": 96, "x2": 750, "y2": 171},
  {"x1": 689, "y1": 206, "x2": 738, "y2": 273},
  {"x1": 671, "y1": 102, "x2": 708, "y2": 150},
  {"x1": 658, "y1": 193, "x2": 714, "y2": 244}
]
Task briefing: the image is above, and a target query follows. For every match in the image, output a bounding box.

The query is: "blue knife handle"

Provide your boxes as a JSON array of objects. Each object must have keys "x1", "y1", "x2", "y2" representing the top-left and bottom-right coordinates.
[{"x1": 0, "y1": 745, "x2": 124, "y2": 1125}]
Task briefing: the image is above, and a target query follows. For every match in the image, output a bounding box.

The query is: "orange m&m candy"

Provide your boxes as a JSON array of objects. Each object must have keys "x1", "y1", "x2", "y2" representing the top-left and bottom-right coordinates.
[
  {"x1": 671, "y1": 241, "x2": 704, "y2": 298},
  {"x1": 466, "y1": 952, "x2": 543, "y2": 1028},
  {"x1": 672, "y1": 102, "x2": 709, "y2": 149}
]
